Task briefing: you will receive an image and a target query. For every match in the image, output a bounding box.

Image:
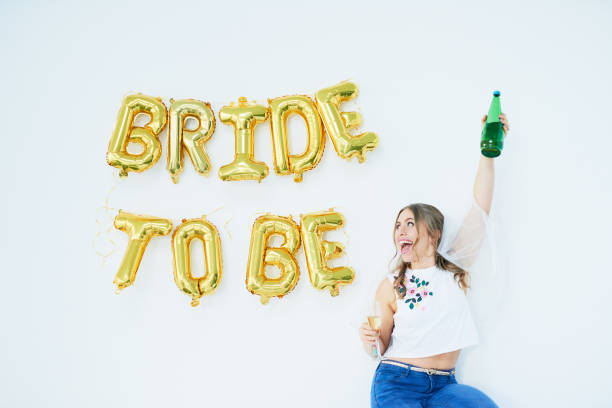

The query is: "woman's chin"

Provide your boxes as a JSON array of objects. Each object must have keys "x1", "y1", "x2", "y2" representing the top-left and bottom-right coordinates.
[{"x1": 400, "y1": 253, "x2": 413, "y2": 263}]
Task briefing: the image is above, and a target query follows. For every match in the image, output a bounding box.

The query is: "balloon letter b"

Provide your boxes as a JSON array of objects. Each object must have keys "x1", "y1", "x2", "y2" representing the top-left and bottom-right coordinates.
[
  {"x1": 113, "y1": 211, "x2": 173, "y2": 292},
  {"x1": 300, "y1": 211, "x2": 354, "y2": 296},
  {"x1": 107, "y1": 94, "x2": 167, "y2": 177},
  {"x1": 246, "y1": 215, "x2": 301, "y2": 304},
  {"x1": 315, "y1": 81, "x2": 378, "y2": 163}
]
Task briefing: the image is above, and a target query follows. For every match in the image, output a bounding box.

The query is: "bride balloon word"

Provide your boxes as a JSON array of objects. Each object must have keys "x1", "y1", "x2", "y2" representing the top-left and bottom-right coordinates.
[
  {"x1": 106, "y1": 81, "x2": 379, "y2": 183},
  {"x1": 113, "y1": 210, "x2": 354, "y2": 306}
]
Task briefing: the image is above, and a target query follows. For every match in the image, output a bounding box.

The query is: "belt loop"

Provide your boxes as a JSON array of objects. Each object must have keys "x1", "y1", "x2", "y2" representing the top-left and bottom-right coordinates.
[{"x1": 426, "y1": 372, "x2": 434, "y2": 393}]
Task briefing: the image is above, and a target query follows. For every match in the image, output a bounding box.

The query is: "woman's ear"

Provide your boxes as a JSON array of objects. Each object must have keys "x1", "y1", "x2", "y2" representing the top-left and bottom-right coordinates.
[
  {"x1": 427, "y1": 236, "x2": 437, "y2": 256},
  {"x1": 431, "y1": 230, "x2": 441, "y2": 246},
  {"x1": 428, "y1": 230, "x2": 441, "y2": 249}
]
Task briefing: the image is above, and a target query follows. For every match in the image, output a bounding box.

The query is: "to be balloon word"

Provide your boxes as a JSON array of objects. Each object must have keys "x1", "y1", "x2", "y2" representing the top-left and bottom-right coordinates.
[{"x1": 113, "y1": 209, "x2": 353, "y2": 307}]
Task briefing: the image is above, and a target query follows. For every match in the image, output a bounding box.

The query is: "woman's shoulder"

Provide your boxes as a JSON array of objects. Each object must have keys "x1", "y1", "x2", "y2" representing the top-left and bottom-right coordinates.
[{"x1": 377, "y1": 274, "x2": 397, "y2": 300}]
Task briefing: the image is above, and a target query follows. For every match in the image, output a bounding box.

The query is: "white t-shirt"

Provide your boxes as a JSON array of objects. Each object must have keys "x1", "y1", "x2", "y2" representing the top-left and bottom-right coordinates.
[{"x1": 383, "y1": 265, "x2": 479, "y2": 358}]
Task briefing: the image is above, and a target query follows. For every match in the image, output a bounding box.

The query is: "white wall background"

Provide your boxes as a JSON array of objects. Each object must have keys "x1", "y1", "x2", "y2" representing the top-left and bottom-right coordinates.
[{"x1": 1, "y1": 1, "x2": 611, "y2": 407}]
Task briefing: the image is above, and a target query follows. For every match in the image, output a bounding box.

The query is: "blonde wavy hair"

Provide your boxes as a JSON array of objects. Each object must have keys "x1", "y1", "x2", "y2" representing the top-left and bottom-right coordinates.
[{"x1": 390, "y1": 203, "x2": 471, "y2": 297}]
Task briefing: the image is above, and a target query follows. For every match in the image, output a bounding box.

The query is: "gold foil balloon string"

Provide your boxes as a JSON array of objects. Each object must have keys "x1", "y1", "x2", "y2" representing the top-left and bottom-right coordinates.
[
  {"x1": 198, "y1": 205, "x2": 232, "y2": 240},
  {"x1": 224, "y1": 218, "x2": 232, "y2": 240},
  {"x1": 206, "y1": 206, "x2": 224, "y2": 217},
  {"x1": 342, "y1": 228, "x2": 352, "y2": 268},
  {"x1": 93, "y1": 171, "x2": 121, "y2": 268}
]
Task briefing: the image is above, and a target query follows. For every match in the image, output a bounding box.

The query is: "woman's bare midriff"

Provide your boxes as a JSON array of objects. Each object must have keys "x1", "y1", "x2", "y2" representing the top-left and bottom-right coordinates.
[{"x1": 384, "y1": 349, "x2": 461, "y2": 370}]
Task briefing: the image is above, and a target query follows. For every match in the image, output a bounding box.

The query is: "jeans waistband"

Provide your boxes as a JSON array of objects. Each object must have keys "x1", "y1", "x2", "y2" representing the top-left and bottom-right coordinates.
[{"x1": 380, "y1": 359, "x2": 456, "y2": 376}]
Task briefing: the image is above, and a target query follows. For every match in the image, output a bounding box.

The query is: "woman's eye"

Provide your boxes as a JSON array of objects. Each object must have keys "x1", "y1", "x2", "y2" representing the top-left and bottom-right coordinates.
[{"x1": 407, "y1": 221, "x2": 414, "y2": 227}]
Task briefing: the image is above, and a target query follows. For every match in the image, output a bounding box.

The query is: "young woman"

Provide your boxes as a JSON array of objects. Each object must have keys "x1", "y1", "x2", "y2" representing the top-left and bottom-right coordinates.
[{"x1": 360, "y1": 113, "x2": 509, "y2": 407}]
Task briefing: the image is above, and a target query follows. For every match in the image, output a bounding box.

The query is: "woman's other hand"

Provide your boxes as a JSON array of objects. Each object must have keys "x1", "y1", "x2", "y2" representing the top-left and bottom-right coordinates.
[
  {"x1": 360, "y1": 279, "x2": 396, "y2": 357},
  {"x1": 359, "y1": 321, "x2": 380, "y2": 356}
]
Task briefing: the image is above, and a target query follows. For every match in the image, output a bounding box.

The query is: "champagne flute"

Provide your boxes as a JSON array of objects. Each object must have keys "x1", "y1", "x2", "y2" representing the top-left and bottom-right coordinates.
[{"x1": 367, "y1": 302, "x2": 383, "y2": 361}]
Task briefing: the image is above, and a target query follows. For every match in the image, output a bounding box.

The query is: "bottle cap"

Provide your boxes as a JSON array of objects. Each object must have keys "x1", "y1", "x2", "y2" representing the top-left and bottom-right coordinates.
[{"x1": 493, "y1": 90, "x2": 500, "y2": 96}]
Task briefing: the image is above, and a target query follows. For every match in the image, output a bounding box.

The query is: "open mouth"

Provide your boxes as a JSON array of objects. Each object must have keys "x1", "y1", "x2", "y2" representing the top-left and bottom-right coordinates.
[{"x1": 399, "y1": 240, "x2": 413, "y2": 255}]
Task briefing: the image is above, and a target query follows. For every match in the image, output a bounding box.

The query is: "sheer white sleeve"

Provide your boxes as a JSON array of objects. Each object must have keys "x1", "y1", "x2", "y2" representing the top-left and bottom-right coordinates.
[
  {"x1": 438, "y1": 195, "x2": 489, "y2": 271},
  {"x1": 437, "y1": 195, "x2": 506, "y2": 332}
]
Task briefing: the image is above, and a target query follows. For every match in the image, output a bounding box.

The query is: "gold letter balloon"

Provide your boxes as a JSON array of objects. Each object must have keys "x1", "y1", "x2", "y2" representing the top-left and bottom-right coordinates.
[
  {"x1": 167, "y1": 99, "x2": 216, "y2": 183},
  {"x1": 300, "y1": 210, "x2": 354, "y2": 296},
  {"x1": 172, "y1": 216, "x2": 223, "y2": 307},
  {"x1": 107, "y1": 94, "x2": 167, "y2": 177},
  {"x1": 315, "y1": 81, "x2": 379, "y2": 163},
  {"x1": 108, "y1": 209, "x2": 355, "y2": 304},
  {"x1": 112, "y1": 211, "x2": 173, "y2": 292},
  {"x1": 218, "y1": 97, "x2": 269, "y2": 182},
  {"x1": 269, "y1": 95, "x2": 325, "y2": 182},
  {"x1": 246, "y1": 215, "x2": 301, "y2": 304}
]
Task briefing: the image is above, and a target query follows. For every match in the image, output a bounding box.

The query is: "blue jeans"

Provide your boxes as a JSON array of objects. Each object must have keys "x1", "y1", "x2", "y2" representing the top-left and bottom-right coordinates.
[{"x1": 370, "y1": 360, "x2": 499, "y2": 407}]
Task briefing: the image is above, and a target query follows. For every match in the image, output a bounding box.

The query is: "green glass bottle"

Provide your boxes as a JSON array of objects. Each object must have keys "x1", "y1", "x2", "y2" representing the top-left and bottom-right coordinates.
[{"x1": 480, "y1": 90, "x2": 505, "y2": 158}]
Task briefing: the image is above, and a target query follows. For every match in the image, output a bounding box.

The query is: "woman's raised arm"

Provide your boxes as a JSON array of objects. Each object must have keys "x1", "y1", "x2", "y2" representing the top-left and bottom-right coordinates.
[
  {"x1": 474, "y1": 112, "x2": 509, "y2": 214},
  {"x1": 442, "y1": 113, "x2": 510, "y2": 270}
]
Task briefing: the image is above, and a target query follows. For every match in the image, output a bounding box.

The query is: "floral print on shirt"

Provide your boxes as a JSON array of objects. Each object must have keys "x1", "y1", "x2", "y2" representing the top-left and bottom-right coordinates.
[{"x1": 399, "y1": 274, "x2": 434, "y2": 310}]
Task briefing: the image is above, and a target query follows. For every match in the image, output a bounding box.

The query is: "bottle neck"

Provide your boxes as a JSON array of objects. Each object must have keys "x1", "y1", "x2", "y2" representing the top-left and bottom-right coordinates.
[{"x1": 487, "y1": 96, "x2": 501, "y2": 123}]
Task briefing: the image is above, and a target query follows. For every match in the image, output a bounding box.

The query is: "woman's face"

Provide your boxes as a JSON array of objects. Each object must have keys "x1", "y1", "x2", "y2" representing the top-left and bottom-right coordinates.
[{"x1": 394, "y1": 208, "x2": 434, "y2": 263}]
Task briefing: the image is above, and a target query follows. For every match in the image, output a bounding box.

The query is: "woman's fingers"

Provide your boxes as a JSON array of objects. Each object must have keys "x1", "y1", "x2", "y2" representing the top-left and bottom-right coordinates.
[
  {"x1": 360, "y1": 329, "x2": 379, "y2": 338},
  {"x1": 362, "y1": 336, "x2": 377, "y2": 344},
  {"x1": 360, "y1": 323, "x2": 379, "y2": 335},
  {"x1": 361, "y1": 326, "x2": 377, "y2": 334},
  {"x1": 482, "y1": 113, "x2": 510, "y2": 134},
  {"x1": 359, "y1": 322, "x2": 380, "y2": 344},
  {"x1": 500, "y1": 112, "x2": 510, "y2": 133}
]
